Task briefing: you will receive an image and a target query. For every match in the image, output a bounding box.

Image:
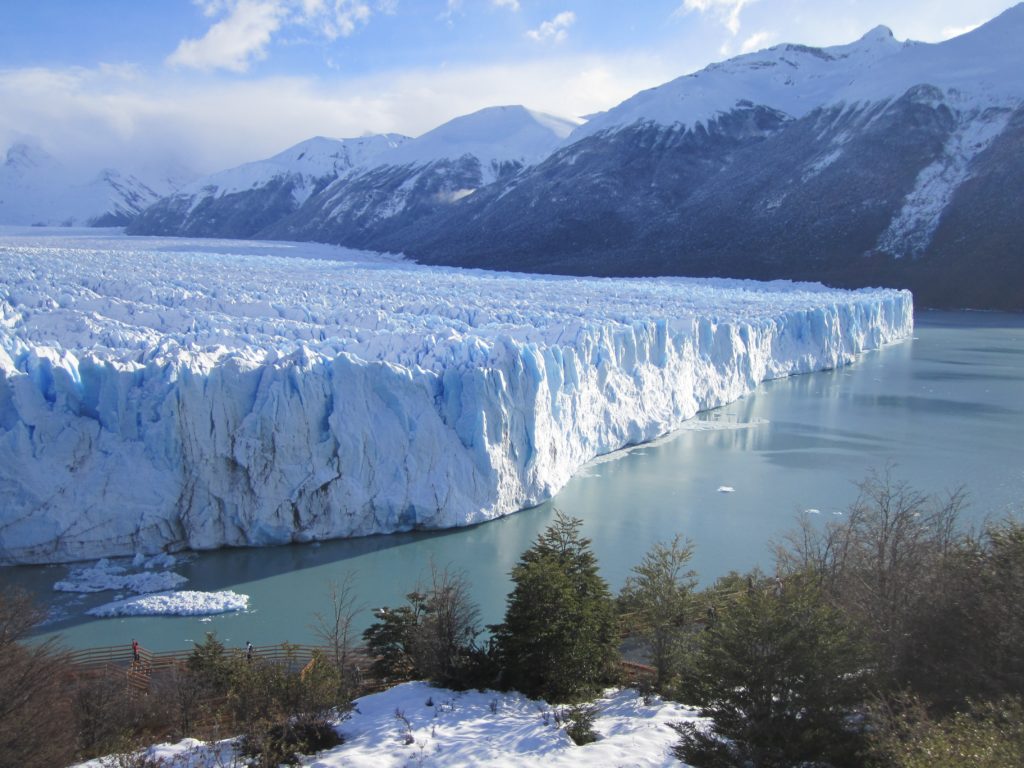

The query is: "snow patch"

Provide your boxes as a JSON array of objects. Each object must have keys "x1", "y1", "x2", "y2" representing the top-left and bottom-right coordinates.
[
  {"x1": 875, "y1": 106, "x2": 1013, "y2": 256},
  {"x1": 74, "y1": 683, "x2": 701, "y2": 767}
]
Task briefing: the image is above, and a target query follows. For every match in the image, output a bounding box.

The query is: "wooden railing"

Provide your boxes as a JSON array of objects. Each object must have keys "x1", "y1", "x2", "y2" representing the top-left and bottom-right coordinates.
[
  {"x1": 67, "y1": 642, "x2": 655, "y2": 694},
  {"x1": 68, "y1": 643, "x2": 344, "y2": 668}
]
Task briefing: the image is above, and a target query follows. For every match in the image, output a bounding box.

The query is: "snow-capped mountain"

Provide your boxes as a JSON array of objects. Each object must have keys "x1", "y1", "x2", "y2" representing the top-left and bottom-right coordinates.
[
  {"x1": 129, "y1": 106, "x2": 578, "y2": 242},
  {"x1": 0, "y1": 143, "x2": 168, "y2": 227},
  {"x1": 398, "y1": 5, "x2": 1024, "y2": 311},
  {"x1": 128, "y1": 133, "x2": 409, "y2": 238},
  {"x1": 128, "y1": 4, "x2": 1024, "y2": 310},
  {"x1": 384, "y1": 104, "x2": 580, "y2": 182}
]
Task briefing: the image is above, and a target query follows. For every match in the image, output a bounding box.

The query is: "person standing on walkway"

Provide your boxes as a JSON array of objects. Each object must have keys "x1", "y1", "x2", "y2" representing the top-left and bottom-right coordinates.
[{"x1": 131, "y1": 638, "x2": 140, "y2": 665}]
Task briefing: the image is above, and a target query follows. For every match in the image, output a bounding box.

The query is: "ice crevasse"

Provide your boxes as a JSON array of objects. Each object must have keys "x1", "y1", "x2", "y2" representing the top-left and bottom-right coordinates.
[{"x1": 0, "y1": 233, "x2": 913, "y2": 564}]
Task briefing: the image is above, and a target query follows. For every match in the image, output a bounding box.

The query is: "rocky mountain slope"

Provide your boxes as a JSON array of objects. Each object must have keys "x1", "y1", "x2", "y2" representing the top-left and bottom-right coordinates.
[
  {"x1": 398, "y1": 8, "x2": 1024, "y2": 311},
  {"x1": 127, "y1": 5, "x2": 1024, "y2": 310},
  {"x1": 128, "y1": 106, "x2": 578, "y2": 243}
]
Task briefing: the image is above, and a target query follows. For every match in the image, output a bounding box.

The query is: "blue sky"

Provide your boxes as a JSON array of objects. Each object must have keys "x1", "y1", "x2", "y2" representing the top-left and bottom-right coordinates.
[{"x1": 1, "y1": 0, "x2": 1017, "y2": 176}]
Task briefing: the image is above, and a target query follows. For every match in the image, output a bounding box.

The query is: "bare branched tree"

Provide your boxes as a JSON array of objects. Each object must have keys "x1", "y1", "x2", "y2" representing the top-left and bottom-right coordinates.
[
  {"x1": 311, "y1": 572, "x2": 363, "y2": 670},
  {"x1": 0, "y1": 588, "x2": 75, "y2": 768},
  {"x1": 413, "y1": 561, "x2": 481, "y2": 685},
  {"x1": 776, "y1": 466, "x2": 967, "y2": 683},
  {"x1": 311, "y1": 572, "x2": 364, "y2": 701}
]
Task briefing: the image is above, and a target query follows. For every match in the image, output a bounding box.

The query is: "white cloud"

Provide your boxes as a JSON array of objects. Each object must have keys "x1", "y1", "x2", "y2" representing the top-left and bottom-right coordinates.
[
  {"x1": 442, "y1": 0, "x2": 462, "y2": 21},
  {"x1": 740, "y1": 29, "x2": 774, "y2": 53},
  {"x1": 167, "y1": 0, "x2": 379, "y2": 72},
  {"x1": 0, "y1": 51, "x2": 686, "y2": 177},
  {"x1": 678, "y1": 0, "x2": 754, "y2": 36},
  {"x1": 312, "y1": 1, "x2": 372, "y2": 39},
  {"x1": 526, "y1": 11, "x2": 576, "y2": 43},
  {"x1": 492, "y1": 0, "x2": 520, "y2": 10},
  {"x1": 167, "y1": 0, "x2": 287, "y2": 72},
  {"x1": 194, "y1": 0, "x2": 232, "y2": 17}
]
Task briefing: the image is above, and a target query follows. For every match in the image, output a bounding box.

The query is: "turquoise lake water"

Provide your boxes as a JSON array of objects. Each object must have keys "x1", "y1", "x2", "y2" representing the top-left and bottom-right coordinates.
[{"x1": 6, "y1": 310, "x2": 1023, "y2": 652}]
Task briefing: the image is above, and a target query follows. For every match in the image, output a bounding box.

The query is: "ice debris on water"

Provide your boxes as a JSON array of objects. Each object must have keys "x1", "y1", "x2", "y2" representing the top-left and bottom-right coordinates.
[{"x1": 87, "y1": 590, "x2": 249, "y2": 617}]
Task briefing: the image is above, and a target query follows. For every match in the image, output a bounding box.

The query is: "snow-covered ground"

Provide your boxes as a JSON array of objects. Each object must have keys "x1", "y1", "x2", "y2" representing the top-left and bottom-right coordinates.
[
  {"x1": 74, "y1": 682, "x2": 701, "y2": 767},
  {"x1": 0, "y1": 230, "x2": 912, "y2": 564}
]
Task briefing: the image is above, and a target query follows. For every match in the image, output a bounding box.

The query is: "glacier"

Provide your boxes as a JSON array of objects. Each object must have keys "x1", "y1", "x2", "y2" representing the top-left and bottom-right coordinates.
[{"x1": 0, "y1": 230, "x2": 913, "y2": 565}]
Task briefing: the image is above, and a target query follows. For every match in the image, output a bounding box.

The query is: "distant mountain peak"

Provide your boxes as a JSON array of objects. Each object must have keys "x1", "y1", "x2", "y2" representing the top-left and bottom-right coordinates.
[
  {"x1": 4, "y1": 142, "x2": 55, "y2": 171},
  {"x1": 861, "y1": 24, "x2": 895, "y2": 42},
  {"x1": 569, "y1": 8, "x2": 1024, "y2": 143}
]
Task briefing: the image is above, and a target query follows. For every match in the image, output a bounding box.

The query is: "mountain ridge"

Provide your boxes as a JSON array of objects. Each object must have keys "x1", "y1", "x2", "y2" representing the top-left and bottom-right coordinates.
[
  {"x1": 0, "y1": 142, "x2": 173, "y2": 227},
  {"x1": 123, "y1": 5, "x2": 1024, "y2": 310}
]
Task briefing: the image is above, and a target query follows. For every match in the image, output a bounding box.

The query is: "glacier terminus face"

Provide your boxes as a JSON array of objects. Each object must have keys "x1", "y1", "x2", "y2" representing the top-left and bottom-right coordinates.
[{"x1": 0, "y1": 230, "x2": 913, "y2": 565}]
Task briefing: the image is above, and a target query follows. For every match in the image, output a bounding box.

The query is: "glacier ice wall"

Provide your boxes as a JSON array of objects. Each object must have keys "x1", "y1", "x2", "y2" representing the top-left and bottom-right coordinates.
[{"x1": 0, "y1": 232, "x2": 913, "y2": 564}]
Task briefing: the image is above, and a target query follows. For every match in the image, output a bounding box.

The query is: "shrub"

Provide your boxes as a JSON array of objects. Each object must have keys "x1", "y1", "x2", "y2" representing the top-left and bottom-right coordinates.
[
  {"x1": 869, "y1": 696, "x2": 1024, "y2": 768},
  {"x1": 563, "y1": 703, "x2": 601, "y2": 746},
  {"x1": 239, "y1": 712, "x2": 342, "y2": 767},
  {"x1": 675, "y1": 572, "x2": 870, "y2": 767},
  {"x1": 900, "y1": 519, "x2": 1024, "y2": 707}
]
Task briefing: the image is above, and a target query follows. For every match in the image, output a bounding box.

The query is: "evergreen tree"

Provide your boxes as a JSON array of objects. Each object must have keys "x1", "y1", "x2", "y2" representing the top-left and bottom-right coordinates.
[
  {"x1": 675, "y1": 572, "x2": 870, "y2": 768},
  {"x1": 492, "y1": 511, "x2": 619, "y2": 702},
  {"x1": 619, "y1": 534, "x2": 697, "y2": 692},
  {"x1": 362, "y1": 601, "x2": 421, "y2": 682}
]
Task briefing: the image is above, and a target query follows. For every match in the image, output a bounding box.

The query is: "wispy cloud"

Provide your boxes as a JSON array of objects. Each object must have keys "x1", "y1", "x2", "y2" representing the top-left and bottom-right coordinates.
[
  {"x1": 308, "y1": 0, "x2": 373, "y2": 39},
  {"x1": 939, "y1": 22, "x2": 981, "y2": 40},
  {"x1": 492, "y1": 0, "x2": 520, "y2": 10},
  {"x1": 678, "y1": 0, "x2": 755, "y2": 36},
  {"x1": 167, "y1": 0, "x2": 380, "y2": 73},
  {"x1": 740, "y1": 29, "x2": 774, "y2": 53},
  {"x1": 526, "y1": 11, "x2": 576, "y2": 43},
  {"x1": 441, "y1": 0, "x2": 462, "y2": 23}
]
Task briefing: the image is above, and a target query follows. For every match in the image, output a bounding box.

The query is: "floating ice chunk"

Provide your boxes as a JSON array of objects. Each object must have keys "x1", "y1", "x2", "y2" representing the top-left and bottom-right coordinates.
[
  {"x1": 804, "y1": 508, "x2": 821, "y2": 514},
  {"x1": 129, "y1": 552, "x2": 177, "y2": 569},
  {"x1": 87, "y1": 590, "x2": 248, "y2": 617},
  {"x1": 54, "y1": 558, "x2": 187, "y2": 594},
  {"x1": 717, "y1": 486, "x2": 736, "y2": 493},
  {"x1": 142, "y1": 552, "x2": 178, "y2": 570}
]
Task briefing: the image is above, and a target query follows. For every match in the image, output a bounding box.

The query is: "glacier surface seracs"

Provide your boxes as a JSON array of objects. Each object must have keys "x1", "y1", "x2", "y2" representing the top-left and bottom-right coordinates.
[{"x1": 0, "y1": 230, "x2": 913, "y2": 564}]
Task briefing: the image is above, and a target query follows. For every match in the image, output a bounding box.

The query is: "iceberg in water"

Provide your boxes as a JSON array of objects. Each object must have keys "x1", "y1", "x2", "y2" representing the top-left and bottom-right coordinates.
[
  {"x1": 87, "y1": 590, "x2": 249, "y2": 617},
  {"x1": 0, "y1": 231, "x2": 913, "y2": 564}
]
